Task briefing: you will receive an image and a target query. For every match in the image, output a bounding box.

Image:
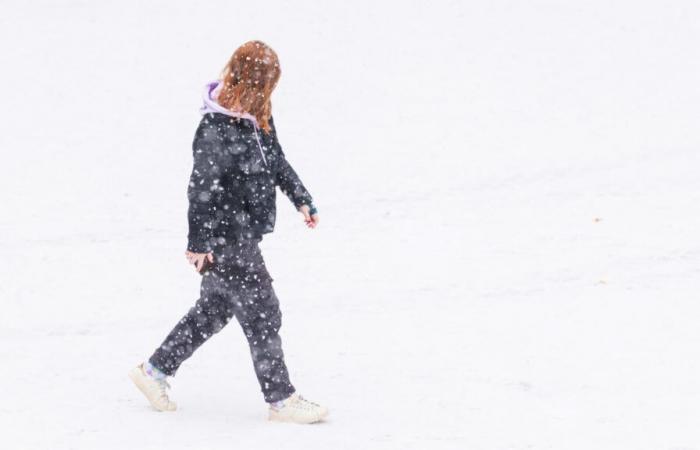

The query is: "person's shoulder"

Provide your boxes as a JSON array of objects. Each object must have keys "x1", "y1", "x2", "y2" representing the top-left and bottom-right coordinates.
[
  {"x1": 199, "y1": 112, "x2": 230, "y2": 126},
  {"x1": 196, "y1": 113, "x2": 242, "y2": 135},
  {"x1": 193, "y1": 114, "x2": 231, "y2": 147}
]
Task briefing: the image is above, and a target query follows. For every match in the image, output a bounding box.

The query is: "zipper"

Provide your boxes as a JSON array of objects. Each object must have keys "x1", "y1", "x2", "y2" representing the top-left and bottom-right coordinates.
[{"x1": 252, "y1": 125, "x2": 268, "y2": 167}]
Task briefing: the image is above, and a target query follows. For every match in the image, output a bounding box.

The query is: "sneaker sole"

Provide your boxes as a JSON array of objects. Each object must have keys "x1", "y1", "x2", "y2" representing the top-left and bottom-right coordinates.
[{"x1": 268, "y1": 408, "x2": 329, "y2": 424}]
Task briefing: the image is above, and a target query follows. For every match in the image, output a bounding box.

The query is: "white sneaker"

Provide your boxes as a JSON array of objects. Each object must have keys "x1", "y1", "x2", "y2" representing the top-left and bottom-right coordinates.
[
  {"x1": 268, "y1": 393, "x2": 329, "y2": 424},
  {"x1": 128, "y1": 364, "x2": 177, "y2": 412}
]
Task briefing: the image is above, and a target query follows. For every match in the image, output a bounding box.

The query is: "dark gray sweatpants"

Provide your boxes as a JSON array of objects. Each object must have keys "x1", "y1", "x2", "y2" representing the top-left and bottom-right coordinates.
[{"x1": 148, "y1": 239, "x2": 296, "y2": 403}]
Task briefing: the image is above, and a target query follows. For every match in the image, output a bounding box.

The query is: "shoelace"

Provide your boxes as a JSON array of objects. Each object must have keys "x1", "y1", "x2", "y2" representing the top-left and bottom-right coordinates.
[
  {"x1": 297, "y1": 395, "x2": 319, "y2": 406},
  {"x1": 292, "y1": 395, "x2": 321, "y2": 410}
]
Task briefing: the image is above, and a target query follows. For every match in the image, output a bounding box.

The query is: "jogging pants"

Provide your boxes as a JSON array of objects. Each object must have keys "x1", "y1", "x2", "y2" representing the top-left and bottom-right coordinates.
[{"x1": 148, "y1": 238, "x2": 296, "y2": 403}]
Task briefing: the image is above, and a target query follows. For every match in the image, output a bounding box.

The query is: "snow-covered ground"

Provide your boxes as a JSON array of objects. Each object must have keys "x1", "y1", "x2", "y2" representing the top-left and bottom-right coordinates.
[{"x1": 1, "y1": 1, "x2": 699, "y2": 449}]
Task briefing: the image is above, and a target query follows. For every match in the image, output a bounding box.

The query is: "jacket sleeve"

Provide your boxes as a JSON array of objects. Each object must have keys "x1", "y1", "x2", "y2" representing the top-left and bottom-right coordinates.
[
  {"x1": 270, "y1": 119, "x2": 314, "y2": 209},
  {"x1": 186, "y1": 120, "x2": 226, "y2": 253}
]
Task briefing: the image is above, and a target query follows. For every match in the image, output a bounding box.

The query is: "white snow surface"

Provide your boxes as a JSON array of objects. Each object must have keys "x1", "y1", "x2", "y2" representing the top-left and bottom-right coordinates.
[{"x1": 1, "y1": 1, "x2": 699, "y2": 449}]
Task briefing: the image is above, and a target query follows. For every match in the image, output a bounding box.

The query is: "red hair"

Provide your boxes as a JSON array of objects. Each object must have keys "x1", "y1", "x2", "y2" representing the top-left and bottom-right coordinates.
[{"x1": 217, "y1": 41, "x2": 281, "y2": 133}]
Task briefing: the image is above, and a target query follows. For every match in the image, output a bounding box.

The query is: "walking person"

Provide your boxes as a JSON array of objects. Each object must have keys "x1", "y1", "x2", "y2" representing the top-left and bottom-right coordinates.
[{"x1": 129, "y1": 40, "x2": 328, "y2": 424}]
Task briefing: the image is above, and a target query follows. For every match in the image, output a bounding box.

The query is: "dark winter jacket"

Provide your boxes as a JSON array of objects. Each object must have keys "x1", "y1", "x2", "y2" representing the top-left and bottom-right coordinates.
[{"x1": 186, "y1": 112, "x2": 314, "y2": 253}]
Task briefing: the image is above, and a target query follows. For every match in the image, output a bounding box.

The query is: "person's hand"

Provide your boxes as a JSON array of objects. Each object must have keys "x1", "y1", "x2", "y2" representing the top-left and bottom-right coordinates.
[
  {"x1": 299, "y1": 205, "x2": 319, "y2": 229},
  {"x1": 185, "y1": 251, "x2": 214, "y2": 273}
]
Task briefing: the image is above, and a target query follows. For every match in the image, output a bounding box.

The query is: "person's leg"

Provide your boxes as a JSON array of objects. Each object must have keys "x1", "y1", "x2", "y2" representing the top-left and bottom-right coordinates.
[
  {"x1": 218, "y1": 239, "x2": 296, "y2": 403},
  {"x1": 148, "y1": 269, "x2": 234, "y2": 376},
  {"x1": 227, "y1": 241, "x2": 328, "y2": 423},
  {"x1": 231, "y1": 271, "x2": 296, "y2": 403}
]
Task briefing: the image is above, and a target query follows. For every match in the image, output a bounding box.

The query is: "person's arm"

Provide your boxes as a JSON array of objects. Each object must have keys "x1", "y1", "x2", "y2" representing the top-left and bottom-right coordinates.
[
  {"x1": 276, "y1": 151, "x2": 315, "y2": 209},
  {"x1": 186, "y1": 120, "x2": 226, "y2": 254},
  {"x1": 270, "y1": 118, "x2": 315, "y2": 210}
]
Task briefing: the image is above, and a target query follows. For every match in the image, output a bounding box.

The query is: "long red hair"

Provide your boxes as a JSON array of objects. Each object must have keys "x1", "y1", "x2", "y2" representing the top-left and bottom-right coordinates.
[{"x1": 217, "y1": 41, "x2": 281, "y2": 133}]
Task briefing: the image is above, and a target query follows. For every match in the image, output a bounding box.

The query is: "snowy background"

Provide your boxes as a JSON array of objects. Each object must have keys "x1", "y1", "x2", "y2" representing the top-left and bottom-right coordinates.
[{"x1": 1, "y1": 0, "x2": 699, "y2": 449}]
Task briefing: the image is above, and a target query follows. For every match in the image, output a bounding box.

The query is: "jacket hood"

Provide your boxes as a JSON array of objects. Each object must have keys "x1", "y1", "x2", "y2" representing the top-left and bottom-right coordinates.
[{"x1": 199, "y1": 80, "x2": 259, "y2": 127}]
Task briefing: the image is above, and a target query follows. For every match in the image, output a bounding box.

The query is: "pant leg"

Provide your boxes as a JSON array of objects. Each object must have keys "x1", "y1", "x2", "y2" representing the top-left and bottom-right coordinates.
[
  {"x1": 215, "y1": 238, "x2": 296, "y2": 402},
  {"x1": 228, "y1": 268, "x2": 296, "y2": 403},
  {"x1": 148, "y1": 269, "x2": 234, "y2": 376}
]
